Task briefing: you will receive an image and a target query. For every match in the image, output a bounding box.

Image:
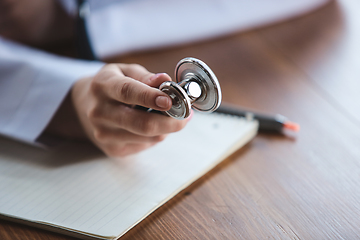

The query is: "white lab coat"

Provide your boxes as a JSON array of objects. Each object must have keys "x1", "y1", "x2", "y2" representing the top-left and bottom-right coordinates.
[
  {"x1": 0, "y1": 0, "x2": 328, "y2": 145},
  {"x1": 0, "y1": 38, "x2": 104, "y2": 145}
]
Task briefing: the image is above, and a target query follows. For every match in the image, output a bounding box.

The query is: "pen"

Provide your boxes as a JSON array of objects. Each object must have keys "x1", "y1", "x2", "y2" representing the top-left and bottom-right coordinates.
[{"x1": 215, "y1": 103, "x2": 300, "y2": 133}]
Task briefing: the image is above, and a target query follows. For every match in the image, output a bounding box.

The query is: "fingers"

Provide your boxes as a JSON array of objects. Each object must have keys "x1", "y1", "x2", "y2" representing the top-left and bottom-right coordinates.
[
  {"x1": 93, "y1": 64, "x2": 172, "y2": 111},
  {"x1": 89, "y1": 103, "x2": 188, "y2": 137},
  {"x1": 119, "y1": 64, "x2": 171, "y2": 88},
  {"x1": 75, "y1": 63, "x2": 191, "y2": 158}
]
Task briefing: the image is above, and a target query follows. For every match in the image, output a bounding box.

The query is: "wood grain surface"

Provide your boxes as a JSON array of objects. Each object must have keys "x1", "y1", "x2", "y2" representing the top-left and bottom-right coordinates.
[{"x1": 1, "y1": 0, "x2": 360, "y2": 239}]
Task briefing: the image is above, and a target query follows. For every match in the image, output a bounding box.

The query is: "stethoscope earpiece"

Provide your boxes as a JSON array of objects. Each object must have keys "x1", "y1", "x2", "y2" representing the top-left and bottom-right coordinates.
[{"x1": 159, "y1": 57, "x2": 222, "y2": 119}]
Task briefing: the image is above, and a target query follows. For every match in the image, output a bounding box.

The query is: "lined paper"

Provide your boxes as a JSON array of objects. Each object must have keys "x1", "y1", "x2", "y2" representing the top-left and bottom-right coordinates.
[{"x1": 0, "y1": 112, "x2": 257, "y2": 239}]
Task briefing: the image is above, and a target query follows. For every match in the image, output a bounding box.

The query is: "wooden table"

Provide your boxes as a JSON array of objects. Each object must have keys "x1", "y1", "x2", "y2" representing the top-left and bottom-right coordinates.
[{"x1": 2, "y1": 0, "x2": 360, "y2": 239}]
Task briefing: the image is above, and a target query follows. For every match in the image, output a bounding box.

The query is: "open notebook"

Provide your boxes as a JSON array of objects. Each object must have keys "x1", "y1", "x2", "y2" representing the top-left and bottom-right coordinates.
[{"x1": 0, "y1": 112, "x2": 258, "y2": 239}]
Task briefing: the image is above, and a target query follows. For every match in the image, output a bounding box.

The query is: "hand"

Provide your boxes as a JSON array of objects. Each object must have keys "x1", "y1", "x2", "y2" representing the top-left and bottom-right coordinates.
[
  {"x1": 71, "y1": 63, "x2": 190, "y2": 157},
  {"x1": 0, "y1": 0, "x2": 74, "y2": 46}
]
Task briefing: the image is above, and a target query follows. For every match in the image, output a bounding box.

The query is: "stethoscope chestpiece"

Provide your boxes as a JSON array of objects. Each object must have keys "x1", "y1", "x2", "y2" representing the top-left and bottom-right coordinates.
[{"x1": 159, "y1": 57, "x2": 222, "y2": 119}]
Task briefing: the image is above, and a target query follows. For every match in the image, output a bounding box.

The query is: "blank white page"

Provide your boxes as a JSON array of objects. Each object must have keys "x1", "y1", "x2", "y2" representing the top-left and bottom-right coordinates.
[{"x1": 0, "y1": 112, "x2": 257, "y2": 239}]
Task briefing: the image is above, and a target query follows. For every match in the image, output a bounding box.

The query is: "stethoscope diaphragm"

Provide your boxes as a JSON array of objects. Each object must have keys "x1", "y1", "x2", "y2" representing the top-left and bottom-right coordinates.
[{"x1": 159, "y1": 57, "x2": 222, "y2": 119}]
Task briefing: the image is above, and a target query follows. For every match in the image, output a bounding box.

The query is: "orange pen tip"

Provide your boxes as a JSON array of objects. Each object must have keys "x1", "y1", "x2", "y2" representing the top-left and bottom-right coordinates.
[{"x1": 283, "y1": 121, "x2": 300, "y2": 132}]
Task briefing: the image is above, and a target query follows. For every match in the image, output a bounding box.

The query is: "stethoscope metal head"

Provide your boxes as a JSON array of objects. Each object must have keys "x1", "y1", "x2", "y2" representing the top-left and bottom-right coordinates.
[{"x1": 159, "y1": 57, "x2": 222, "y2": 119}]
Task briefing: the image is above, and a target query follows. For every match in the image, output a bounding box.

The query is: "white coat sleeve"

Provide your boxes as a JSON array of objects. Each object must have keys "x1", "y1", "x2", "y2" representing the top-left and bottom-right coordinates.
[{"x1": 0, "y1": 38, "x2": 104, "y2": 145}]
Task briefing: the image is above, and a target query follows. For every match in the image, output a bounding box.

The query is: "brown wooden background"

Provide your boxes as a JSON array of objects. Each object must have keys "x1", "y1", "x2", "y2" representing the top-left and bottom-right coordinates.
[{"x1": 2, "y1": 0, "x2": 360, "y2": 239}]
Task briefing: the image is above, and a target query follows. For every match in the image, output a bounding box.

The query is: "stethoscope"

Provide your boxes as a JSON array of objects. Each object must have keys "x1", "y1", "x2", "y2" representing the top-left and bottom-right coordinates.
[{"x1": 159, "y1": 57, "x2": 222, "y2": 119}]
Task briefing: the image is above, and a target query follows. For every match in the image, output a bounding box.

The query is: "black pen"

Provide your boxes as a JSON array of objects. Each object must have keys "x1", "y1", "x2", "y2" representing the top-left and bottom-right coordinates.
[{"x1": 215, "y1": 103, "x2": 300, "y2": 133}]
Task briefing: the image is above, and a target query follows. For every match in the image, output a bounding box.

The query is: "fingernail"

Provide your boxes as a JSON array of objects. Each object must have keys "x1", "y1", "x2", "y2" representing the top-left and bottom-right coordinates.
[
  {"x1": 187, "y1": 109, "x2": 194, "y2": 121},
  {"x1": 150, "y1": 73, "x2": 166, "y2": 81},
  {"x1": 155, "y1": 96, "x2": 171, "y2": 109}
]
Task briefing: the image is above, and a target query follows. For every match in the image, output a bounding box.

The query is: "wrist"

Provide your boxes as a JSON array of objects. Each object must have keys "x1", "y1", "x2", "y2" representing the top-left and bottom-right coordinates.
[{"x1": 43, "y1": 89, "x2": 87, "y2": 140}]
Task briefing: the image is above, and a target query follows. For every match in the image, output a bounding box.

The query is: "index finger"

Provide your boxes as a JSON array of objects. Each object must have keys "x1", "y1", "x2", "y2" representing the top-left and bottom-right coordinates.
[{"x1": 95, "y1": 64, "x2": 172, "y2": 111}]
